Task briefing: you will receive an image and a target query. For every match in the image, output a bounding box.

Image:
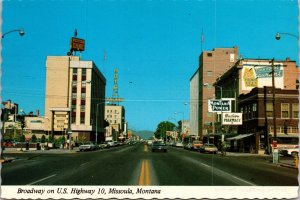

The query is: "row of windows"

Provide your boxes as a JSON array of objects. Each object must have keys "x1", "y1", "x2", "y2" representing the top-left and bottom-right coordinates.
[
  {"x1": 240, "y1": 103, "x2": 299, "y2": 120},
  {"x1": 106, "y1": 110, "x2": 118, "y2": 114},
  {"x1": 72, "y1": 69, "x2": 87, "y2": 124}
]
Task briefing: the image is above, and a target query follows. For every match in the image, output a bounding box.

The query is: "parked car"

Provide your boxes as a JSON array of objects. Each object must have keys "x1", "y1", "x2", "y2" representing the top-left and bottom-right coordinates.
[
  {"x1": 98, "y1": 142, "x2": 109, "y2": 149},
  {"x1": 192, "y1": 140, "x2": 203, "y2": 150},
  {"x1": 199, "y1": 143, "x2": 218, "y2": 154},
  {"x1": 106, "y1": 140, "x2": 117, "y2": 147},
  {"x1": 175, "y1": 142, "x2": 184, "y2": 148},
  {"x1": 280, "y1": 146, "x2": 299, "y2": 157},
  {"x1": 79, "y1": 142, "x2": 98, "y2": 151},
  {"x1": 151, "y1": 141, "x2": 167, "y2": 152}
]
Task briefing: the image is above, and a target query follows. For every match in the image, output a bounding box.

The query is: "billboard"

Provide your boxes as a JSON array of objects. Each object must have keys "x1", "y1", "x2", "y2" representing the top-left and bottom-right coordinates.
[
  {"x1": 242, "y1": 61, "x2": 284, "y2": 91},
  {"x1": 70, "y1": 37, "x2": 85, "y2": 52},
  {"x1": 208, "y1": 99, "x2": 231, "y2": 113},
  {"x1": 222, "y1": 113, "x2": 243, "y2": 125}
]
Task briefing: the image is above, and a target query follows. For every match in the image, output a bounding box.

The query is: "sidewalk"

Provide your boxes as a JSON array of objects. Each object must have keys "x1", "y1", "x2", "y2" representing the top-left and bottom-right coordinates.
[
  {"x1": 1, "y1": 147, "x2": 79, "y2": 163},
  {"x1": 219, "y1": 151, "x2": 298, "y2": 170}
]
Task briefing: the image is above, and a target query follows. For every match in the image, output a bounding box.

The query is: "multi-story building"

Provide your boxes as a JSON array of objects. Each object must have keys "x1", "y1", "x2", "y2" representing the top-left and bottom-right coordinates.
[
  {"x1": 190, "y1": 46, "x2": 239, "y2": 140},
  {"x1": 237, "y1": 87, "x2": 299, "y2": 154},
  {"x1": 44, "y1": 56, "x2": 106, "y2": 143},
  {"x1": 105, "y1": 105, "x2": 125, "y2": 141},
  {"x1": 212, "y1": 57, "x2": 299, "y2": 153}
]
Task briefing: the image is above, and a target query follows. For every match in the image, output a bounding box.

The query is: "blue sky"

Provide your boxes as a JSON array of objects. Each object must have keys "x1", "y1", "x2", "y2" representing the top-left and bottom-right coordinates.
[{"x1": 1, "y1": 0, "x2": 298, "y2": 132}]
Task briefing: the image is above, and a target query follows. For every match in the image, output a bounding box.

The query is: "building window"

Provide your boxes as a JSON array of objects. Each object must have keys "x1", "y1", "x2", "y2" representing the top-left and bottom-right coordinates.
[
  {"x1": 80, "y1": 112, "x2": 85, "y2": 124},
  {"x1": 240, "y1": 107, "x2": 244, "y2": 121},
  {"x1": 266, "y1": 103, "x2": 273, "y2": 118},
  {"x1": 292, "y1": 103, "x2": 299, "y2": 118},
  {"x1": 72, "y1": 86, "x2": 77, "y2": 93},
  {"x1": 73, "y1": 68, "x2": 78, "y2": 75},
  {"x1": 80, "y1": 105, "x2": 85, "y2": 112},
  {"x1": 252, "y1": 103, "x2": 258, "y2": 118},
  {"x1": 281, "y1": 103, "x2": 289, "y2": 118},
  {"x1": 72, "y1": 99, "x2": 76, "y2": 106},
  {"x1": 82, "y1": 68, "x2": 86, "y2": 75},
  {"x1": 248, "y1": 105, "x2": 252, "y2": 119},
  {"x1": 207, "y1": 71, "x2": 213, "y2": 76},
  {"x1": 72, "y1": 93, "x2": 77, "y2": 98},
  {"x1": 207, "y1": 53, "x2": 213, "y2": 57}
]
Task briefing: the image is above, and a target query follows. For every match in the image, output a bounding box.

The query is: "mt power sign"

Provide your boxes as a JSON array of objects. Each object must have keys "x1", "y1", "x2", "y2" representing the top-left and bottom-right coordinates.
[
  {"x1": 222, "y1": 113, "x2": 243, "y2": 125},
  {"x1": 208, "y1": 99, "x2": 231, "y2": 113}
]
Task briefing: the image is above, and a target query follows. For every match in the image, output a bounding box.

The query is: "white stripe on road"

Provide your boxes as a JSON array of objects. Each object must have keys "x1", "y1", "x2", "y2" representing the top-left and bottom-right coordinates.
[
  {"x1": 183, "y1": 157, "x2": 256, "y2": 186},
  {"x1": 80, "y1": 162, "x2": 89, "y2": 167},
  {"x1": 27, "y1": 174, "x2": 57, "y2": 185}
]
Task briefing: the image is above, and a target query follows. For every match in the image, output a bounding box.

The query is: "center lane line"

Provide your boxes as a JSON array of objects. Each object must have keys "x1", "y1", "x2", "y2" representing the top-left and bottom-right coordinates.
[{"x1": 138, "y1": 160, "x2": 150, "y2": 185}]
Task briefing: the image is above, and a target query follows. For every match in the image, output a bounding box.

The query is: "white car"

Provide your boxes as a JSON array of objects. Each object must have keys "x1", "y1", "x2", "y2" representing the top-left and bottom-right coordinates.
[
  {"x1": 79, "y1": 142, "x2": 97, "y2": 151},
  {"x1": 175, "y1": 142, "x2": 184, "y2": 147},
  {"x1": 106, "y1": 140, "x2": 117, "y2": 147}
]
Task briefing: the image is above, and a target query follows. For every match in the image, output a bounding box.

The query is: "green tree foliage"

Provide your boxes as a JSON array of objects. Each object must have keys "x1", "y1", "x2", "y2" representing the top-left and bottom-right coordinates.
[
  {"x1": 19, "y1": 135, "x2": 25, "y2": 142},
  {"x1": 31, "y1": 134, "x2": 37, "y2": 143},
  {"x1": 41, "y1": 135, "x2": 46, "y2": 143},
  {"x1": 155, "y1": 121, "x2": 176, "y2": 140}
]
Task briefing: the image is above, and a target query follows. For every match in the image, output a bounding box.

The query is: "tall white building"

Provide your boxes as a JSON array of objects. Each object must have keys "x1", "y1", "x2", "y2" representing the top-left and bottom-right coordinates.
[{"x1": 44, "y1": 56, "x2": 106, "y2": 143}]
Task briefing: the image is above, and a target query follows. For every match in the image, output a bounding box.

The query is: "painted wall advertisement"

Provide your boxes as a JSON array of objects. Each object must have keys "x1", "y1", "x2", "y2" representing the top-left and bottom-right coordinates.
[
  {"x1": 222, "y1": 113, "x2": 243, "y2": 125},
  {"x1": 242, "y1": 62, "x2": 284, "y2": 91}
]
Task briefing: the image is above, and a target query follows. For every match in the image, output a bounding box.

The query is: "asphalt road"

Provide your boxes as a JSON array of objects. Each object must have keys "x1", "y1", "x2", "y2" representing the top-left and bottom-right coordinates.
[{"x1": 1, "y1": 143, "x2": 298, "y2": 186}]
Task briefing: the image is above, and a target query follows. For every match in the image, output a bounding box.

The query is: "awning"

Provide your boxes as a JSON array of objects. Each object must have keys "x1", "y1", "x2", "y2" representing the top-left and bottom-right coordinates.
[
  {"x1": 275, "y1": 134, "x2": 299, "y2": 138},
  {"x1": 226, "y1": 133, "x2": 254, "y2": 141}
]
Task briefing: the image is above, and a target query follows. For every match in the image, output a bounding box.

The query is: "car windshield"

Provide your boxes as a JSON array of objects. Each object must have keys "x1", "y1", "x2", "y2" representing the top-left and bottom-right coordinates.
[
  {"x1": 153, "y1": 141, "x2": 165, "y2": 145},
  {"x1": 206, "y1": 144, "x2": 216, "y2": 147}
]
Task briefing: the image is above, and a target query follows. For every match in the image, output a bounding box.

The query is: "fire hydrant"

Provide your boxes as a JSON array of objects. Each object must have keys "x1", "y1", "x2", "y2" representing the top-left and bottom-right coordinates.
[{"x1": 293, "y1": 155, "x2": 298, "y2": 168}]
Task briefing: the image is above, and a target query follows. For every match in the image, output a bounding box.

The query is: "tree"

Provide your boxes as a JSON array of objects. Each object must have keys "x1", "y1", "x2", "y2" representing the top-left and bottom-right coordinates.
[
  {"x1": 19, "y1": 135, "x2": 25, "y2": 142},
  {"x1": 31, "y1": 134, "x2": 37, "y2": 143},
  {"x1": 155, "y1": 121, "x2": 176, "y2": 140},
  {"x1": 41, "y1": 135, "x2": 46, "y2": 143}
]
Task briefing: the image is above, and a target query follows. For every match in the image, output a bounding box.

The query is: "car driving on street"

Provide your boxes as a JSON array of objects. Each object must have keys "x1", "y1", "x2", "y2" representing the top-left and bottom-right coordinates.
[{"x1": 151, "y1": 141, "x2": 167, "y2": 152}]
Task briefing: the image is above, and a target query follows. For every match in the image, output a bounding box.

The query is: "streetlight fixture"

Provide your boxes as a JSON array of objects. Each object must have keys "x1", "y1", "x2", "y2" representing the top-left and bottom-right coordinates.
[
  {"x1": 275, "y1": 32, "x2": 298, "y2": 40},
  {"x1": 2, "y1": 28, "x2": 25, "y2": 38}
]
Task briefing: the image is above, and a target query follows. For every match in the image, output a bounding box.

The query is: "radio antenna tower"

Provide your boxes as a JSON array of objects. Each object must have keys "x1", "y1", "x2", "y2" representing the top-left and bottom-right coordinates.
[{"x1": 106, "y1": 69, "x2": 124, "y2": 105}]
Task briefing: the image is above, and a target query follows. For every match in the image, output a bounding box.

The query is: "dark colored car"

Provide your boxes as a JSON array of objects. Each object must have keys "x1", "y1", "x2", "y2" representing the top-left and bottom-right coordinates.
[{"x1": 151, "y1": 141, "x2": 167, "y2": 152}]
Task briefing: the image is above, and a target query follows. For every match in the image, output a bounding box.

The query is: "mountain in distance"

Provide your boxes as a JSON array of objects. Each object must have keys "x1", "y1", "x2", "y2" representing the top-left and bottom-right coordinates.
[{"x1": 134, "y1": 130, "x2": 154, "y2": 139}]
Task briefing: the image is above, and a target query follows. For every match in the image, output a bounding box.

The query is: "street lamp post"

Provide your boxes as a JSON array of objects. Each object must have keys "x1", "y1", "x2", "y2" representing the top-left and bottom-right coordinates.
[
  {"x1": 275, "y1": 32, "x2": 298, "y2": 40},
  {"x1": 2, "y1": 28, "x2": 25, "y2": 38}
]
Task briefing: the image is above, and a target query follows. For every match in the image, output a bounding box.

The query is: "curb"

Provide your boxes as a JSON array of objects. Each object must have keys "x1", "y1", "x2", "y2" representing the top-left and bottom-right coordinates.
[
  {"x1": 0, "y1": 158, "x2": 14, "y2": 164},
  {"x1": 280, "y1": 163, "x2": 298, "y2": 170}
]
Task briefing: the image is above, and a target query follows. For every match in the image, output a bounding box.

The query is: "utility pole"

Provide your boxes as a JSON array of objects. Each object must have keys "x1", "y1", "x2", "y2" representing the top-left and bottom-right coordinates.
[{"x1": 270, "y1": 58, "x2": 277, "y2": 141}]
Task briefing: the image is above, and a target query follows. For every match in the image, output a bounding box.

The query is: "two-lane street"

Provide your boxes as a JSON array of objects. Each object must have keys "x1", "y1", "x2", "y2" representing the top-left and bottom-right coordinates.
[{"x1": 2, "y1": 143, "x2": 297, "y2": 186}]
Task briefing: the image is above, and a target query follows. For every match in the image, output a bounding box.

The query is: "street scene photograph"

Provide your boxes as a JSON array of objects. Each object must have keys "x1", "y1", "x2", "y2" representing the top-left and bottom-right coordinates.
[{"x1": 0, "y1": 0, "x2": 299, "y2": 199}]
